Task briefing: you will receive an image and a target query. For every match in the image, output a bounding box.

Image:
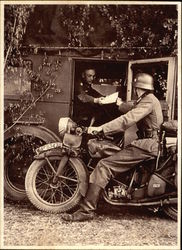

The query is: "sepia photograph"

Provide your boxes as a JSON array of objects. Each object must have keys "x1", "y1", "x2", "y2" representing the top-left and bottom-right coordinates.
[{"x1": 0, "y1": 1, "x2": 181, "y2": 249}]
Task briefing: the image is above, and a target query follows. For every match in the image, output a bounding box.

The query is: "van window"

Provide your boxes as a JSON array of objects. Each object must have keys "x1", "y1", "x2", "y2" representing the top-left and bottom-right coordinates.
[
  {"x1": 74, "y1": 60, "x2": 128, "y2": 98},
  {"x1": 73, "y1": 59, "x2": 128, "y2": 126}
]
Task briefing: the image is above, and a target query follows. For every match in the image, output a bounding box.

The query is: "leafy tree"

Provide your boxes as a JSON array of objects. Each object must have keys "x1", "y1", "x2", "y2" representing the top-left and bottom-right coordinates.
[
  {"x1": 5, "y1": 4, "x2": 177, "y2": 64},
  {"x1": 4, "y1": 4, "x2": 178, "y2": 130}
]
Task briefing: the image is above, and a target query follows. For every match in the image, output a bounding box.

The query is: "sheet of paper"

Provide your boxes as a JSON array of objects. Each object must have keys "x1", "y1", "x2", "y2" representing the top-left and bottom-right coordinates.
[{"x1": 100, "y1": 92, "x2": 119, "y2": 104}]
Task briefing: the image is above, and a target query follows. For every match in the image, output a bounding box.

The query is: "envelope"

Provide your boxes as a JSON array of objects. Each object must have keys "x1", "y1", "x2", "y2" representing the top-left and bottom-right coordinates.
[{"x1": 100, "y1": 92, "x2": 119, "y2": 104}]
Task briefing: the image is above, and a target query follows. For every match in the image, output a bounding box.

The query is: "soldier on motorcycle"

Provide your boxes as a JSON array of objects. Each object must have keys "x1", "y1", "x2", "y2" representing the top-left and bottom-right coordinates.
[{"x1": 62, "y1": 73, "x2": 164, "y2": 222}]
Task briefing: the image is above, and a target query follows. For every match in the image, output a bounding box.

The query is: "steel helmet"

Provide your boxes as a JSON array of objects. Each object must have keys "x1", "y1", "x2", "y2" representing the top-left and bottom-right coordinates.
[{"x1": 133, "y1": 73, "x2": 154, "y2": 90}]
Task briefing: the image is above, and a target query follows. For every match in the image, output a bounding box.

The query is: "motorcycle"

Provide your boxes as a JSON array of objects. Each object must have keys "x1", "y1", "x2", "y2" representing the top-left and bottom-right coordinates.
[{"x1": 25, "y1": 119, "x2": 178, "y2": 221}]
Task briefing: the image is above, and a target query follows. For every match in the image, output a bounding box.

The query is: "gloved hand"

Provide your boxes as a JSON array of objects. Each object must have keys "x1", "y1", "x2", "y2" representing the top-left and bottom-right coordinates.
[
  {"x1": 87, "y1": 126, "x2": 103, "y2": 134},
  {"x1": 116, "y1": 97, "x2": 123, "y2": 106}
]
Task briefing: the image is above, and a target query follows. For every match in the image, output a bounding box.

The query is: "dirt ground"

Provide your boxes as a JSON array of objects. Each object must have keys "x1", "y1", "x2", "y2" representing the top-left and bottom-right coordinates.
[{"x1": 2, "y1": 199, "x2": 179, "y2": 249}]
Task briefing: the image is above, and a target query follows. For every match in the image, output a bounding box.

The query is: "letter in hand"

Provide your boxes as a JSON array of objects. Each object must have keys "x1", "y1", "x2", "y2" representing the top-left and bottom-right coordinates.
[
  {"x1": 98, "y1": 92, "x2": 119, "y2": 105},
  {"x1": 116, "y1": 97, "x2": 123, "y2": 106},
  {"x1": 87, "y1": 126, "x2": 103, "y2": 134}
]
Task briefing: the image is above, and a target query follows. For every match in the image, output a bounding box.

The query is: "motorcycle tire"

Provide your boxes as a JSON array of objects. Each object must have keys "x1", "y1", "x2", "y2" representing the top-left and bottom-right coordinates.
[
  {"x1": 25, "y1": 156, "x2": 88, "y2": 213},
  {"x1": 163, "y1": 204, "x2": 178, "y2": 221}
]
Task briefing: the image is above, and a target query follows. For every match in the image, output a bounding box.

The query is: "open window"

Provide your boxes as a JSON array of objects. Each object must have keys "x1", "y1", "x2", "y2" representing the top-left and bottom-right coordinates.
[
  {"x1": 127, "y1": 57, "x2": 177, "y2": 120},
  {"x1": 74, "y1": 59, "x2": 128, "y2": 98},
  {"x1": 72, "y1": 59, "x2": 128, "y2": 125}
]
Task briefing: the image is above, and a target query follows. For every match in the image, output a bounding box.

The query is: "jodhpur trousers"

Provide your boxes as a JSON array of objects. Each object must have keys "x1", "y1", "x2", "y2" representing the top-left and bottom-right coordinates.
[{"x1": 89, "y1": 145, "x2": 156, "y2": 189}]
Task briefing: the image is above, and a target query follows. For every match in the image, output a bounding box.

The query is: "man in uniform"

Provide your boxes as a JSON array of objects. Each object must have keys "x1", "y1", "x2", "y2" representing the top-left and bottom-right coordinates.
[
  {"x1": 63, "y1": 72, "x2": 163, "y2": 222},
  {"x1": 73, "y1": 67, "x2": 103, "y2": 126}
]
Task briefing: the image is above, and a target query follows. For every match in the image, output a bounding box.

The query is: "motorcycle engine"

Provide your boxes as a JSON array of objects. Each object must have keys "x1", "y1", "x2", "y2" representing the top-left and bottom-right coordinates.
[{"x1": 107, "y1": 185, "x2": 131, "y2": 200}]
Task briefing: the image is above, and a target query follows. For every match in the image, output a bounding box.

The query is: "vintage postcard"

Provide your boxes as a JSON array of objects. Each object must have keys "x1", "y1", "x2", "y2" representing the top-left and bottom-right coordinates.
[{"x1": 1, "y1": 1, "x2": 181, "y2": 249}]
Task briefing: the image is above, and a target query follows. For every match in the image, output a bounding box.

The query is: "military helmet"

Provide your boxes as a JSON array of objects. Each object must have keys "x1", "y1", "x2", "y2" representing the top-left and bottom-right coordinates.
[{"x1": 133, "y1": 73, "x2": 154, "y2": 90}]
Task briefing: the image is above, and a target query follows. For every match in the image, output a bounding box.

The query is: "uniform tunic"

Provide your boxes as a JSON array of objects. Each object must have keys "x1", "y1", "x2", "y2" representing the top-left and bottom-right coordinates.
[
  {"x1": 73, "y1": 81, "x2": 101, "y2": 125},
  {"x1": 89, "y1": 93, "x2": 163, "y2": 188}
]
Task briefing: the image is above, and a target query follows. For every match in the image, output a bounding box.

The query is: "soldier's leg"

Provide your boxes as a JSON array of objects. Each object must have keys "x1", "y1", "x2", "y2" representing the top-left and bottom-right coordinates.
[
  {"x1": 90, "y1": 145, "x2": 153, "y2": 189},
  {"x1": 62, "y1": 146, "x2": 152, "y2": 222}
]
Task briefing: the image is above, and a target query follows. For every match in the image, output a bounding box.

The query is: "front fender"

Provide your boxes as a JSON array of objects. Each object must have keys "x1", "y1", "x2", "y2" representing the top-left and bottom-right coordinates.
[{"x1": 34, "y1": 149, "x2": 63, "y2": 159}]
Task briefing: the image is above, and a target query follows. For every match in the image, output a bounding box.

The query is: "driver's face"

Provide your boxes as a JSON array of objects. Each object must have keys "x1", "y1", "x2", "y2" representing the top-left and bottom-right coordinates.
[{"x1": 84, "y1": 69, "x2": 96, "y2": 85}]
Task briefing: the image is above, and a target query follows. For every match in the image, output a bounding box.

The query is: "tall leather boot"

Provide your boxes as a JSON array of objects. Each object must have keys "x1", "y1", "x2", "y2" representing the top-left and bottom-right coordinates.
[{"x1": 62, "y1": 183, "x2": 102, "y2": 222}]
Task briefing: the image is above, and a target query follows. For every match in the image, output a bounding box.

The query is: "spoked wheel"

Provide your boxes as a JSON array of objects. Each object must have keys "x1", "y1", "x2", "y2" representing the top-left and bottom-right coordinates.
[
  {"x1": 163, "y1": 204, "x2": 178, "y2": 221},
  {"x1": 25, "y1": 156, "x2": 87, "y2": 213}
]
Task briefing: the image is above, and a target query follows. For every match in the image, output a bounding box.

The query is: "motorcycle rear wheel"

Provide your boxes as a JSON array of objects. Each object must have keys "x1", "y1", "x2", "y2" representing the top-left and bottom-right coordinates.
[
  {"x1": 25, "y1": 156, "x2": 87, "y2": 213},
  {"x1": 163, "y1": 204, "x2": 177, "y2": 221}
]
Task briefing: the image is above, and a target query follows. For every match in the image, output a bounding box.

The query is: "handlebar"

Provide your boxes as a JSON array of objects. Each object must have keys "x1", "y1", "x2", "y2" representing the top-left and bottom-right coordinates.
[
  {"x1": 91, "y1": 130, "x2": 114, "y2": 141},
  {"x1": 75, "y1": 126, "x2": 114, "y2": 141}
]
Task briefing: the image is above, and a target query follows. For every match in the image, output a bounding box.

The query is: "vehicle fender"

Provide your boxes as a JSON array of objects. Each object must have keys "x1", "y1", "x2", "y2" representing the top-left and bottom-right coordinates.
[
  {"x1": 34, "y1": 149, "x2": 64, "y2": 159},
  {"x1": 4, "y1": 124, "x2": 61, "y2": 143}
]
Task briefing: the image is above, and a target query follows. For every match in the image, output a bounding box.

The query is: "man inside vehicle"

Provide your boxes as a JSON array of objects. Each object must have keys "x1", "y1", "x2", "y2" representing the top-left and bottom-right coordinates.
[
  {"x1": 62, "y1": 72, "x2": 163, "y2": 222},
  {"x1": 73, "y1": 67, "x2": 104, "y2": 126}
]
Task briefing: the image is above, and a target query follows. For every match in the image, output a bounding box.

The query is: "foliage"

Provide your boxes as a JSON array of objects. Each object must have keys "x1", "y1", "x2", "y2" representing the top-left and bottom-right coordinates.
[
  {"x1": 57, "y1": 5, "x2": 178, "y2": 57},
  {"x1": 4, "y1": 4, "x2": 178, "y2": 131},
  {"x1": 4, "y1": 5, "x2": 35, "y2": 67},
  {"x1": 4, "y1": 5, "x2": 63, "y2": 132}
]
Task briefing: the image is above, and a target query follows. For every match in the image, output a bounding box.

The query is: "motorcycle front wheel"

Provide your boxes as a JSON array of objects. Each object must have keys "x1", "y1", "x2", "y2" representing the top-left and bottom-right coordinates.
[{"x1": 25, "y1": 156, "x2": 88, "y2": 213}]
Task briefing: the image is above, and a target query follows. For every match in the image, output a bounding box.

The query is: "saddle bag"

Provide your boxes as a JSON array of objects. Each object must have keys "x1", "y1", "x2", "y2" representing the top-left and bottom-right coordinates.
[
  {"x1": 148, "y1": 156, "x2": 176, "y2": 197},
  {"x1": 147, "y1": 173, "x2": 166, "y2": 197}
]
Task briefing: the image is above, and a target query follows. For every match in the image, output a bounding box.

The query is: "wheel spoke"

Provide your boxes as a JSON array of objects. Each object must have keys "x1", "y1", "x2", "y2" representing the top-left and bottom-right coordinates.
[
  {"x1": 61, "y1": 183, "x2": 74, "y2": 195},
  {"x1": 32, "y1": 159, "x2": 80, "y2": 206},
  {"x1": 39, "y1": 186, "x2": 51, "y2": 199},
  {"x1": 46, "y1": 190, "x2": 56, "y2": 203},
  {"x1": 36, "y1": 179, "x2": 50, "y2": 188},
  {"x1": 41, "y1": 165, "x2": 53, "y2": 179},
  {"x1": 56, "y1": 187, "x2": 72, "y2": 201},
  {"x1": 64, "y1": 168, "x2": 75, "y2": 178},
  {"x1": 59, "y1": 175, "x2": 78, "y2": 183}
]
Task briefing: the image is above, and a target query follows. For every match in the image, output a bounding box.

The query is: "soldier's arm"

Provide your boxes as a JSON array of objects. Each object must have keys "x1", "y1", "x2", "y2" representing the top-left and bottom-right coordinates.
[
  {"x1": 118, "y1": 101, "x2": 135, "y2": 114},
  {"x1": 101, "y1": 98, "x2": 153, "y2": 135}
]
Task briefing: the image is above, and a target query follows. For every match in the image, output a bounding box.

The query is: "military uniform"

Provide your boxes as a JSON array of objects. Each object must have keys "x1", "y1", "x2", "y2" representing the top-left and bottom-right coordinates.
[
  {"x1": 73, "y1": 81, "x2": 102, "y2": 125},
  {"x1": 62, "y1": 73, "x2": 164, "y2": 222},
  {"x1": 89, "y1": 92, "x2": 163, "y2": 188}
]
